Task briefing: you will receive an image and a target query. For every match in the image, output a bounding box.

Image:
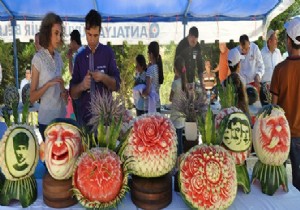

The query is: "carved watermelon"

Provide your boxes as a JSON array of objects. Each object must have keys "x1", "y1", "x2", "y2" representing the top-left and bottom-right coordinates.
[
  {"x1": 72, "y1": 147, "x2": 128, "y2": 209},
  {"x1": 252, "y1": 105, "x2": 290, "y2": 195},
  {"x1": 181, "y1": 106, "x2": 237, "y2": 209},
  {"x1": 179, "y1": 145, "x2": 237, "y2": 209},
  {"x1": 120, "y1": 113, "x2": 177, "y2": 177},
  {"x1": 0, "y1": 124, "x2": 39, "y2": 207},
  {"x1": 3, "y1": 85, "x2": 19, "y2": 109},
  {"x1": 215, "y1": 106, "x2": 242, "y2": 129},
  {"x1": 220, "y1": 111, "x2": 252, "y2": 193},
  {"x1": 44, "y1": 118, "x2": 82, "y2": 180},
  {"x1": 21, "y1": 83, "x2": 33, "y2": 106},
  {"x1": 72, "y1": 90, "x2": 129, "y2": 209}
]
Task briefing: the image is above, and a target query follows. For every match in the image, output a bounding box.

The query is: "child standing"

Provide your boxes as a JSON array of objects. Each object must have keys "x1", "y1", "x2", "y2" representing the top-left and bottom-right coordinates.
[
  {"x1": 169, "y1": 56, "x2": 187, "y2": 156},
  {"x1": 133, "y1": 55, "x2": 148, "y2": 116}
]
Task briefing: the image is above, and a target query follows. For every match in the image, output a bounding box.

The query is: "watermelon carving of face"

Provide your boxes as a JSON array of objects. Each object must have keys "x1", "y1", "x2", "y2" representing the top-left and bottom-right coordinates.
[
  {"x1": 223, "y1": 113, "x2": 251, "y2": 152},
  {"x1": 45, "y1": 122, "x2": 82, "y2": 180},
  {"x1": 0, "y1": 125, "x2": 39, "y2": 180},
  {"x1": 253, "y1": 107, "x2": 290, "y2": 165}
]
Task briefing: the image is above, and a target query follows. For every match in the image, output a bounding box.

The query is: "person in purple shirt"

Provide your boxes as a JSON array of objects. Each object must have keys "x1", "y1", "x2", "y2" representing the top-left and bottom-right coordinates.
[{"x1": 70, "y1": 9, "x2": 121, "y2": 127}]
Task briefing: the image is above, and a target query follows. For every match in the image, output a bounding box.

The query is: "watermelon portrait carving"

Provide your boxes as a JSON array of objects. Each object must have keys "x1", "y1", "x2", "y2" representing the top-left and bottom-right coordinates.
[
  {"x1": 44, "y1": 118, "x2": 82, "y2": 180},
  {"x1": 252, "y1": 105, "x2": 290, "y2": 195},
  {"x1": 179, "y1": 106, "x2": 237, "y2": 209},
  {"x1": 220, "y1": 110, "x2": 252, "y2": 193},
  {"x1": 216, "y1": 77, "x2": 252, "y2": 193},
  {"x1": 72, "y1": 91, "x2": 129, "y2": 209},
  {"x1": 0, "y1": 124, "x2": 39, "y2": 207}
]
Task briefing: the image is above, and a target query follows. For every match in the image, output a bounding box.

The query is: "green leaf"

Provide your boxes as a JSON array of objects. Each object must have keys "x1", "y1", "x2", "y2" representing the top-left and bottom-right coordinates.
[
  {"x1": 97, "y1": 114, "x2": 106, "y2": 147},
  {"x1": 12, "y1": 101, "x2": 19, "y2": 124},
  {"x1": 22, "y1": 97, "x2": 30, "y2": 124}
]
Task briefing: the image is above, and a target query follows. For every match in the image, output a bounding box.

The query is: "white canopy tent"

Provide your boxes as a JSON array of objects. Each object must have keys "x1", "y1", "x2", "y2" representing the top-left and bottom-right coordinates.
[{"x1": 0, "y1": 0, "x2": 295, "y2": 86}]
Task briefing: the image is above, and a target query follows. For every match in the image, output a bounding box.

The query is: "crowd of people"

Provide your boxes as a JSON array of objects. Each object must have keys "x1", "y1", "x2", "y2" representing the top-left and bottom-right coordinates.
[{"x1": 7, "y1": 8, "x2": 298, "y2": 192}]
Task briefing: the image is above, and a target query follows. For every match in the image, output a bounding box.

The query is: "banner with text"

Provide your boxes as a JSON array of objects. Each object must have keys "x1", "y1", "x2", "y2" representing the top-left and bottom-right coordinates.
[{"x1": 0, "y1": 21, "x2": 184, "y2": 45}]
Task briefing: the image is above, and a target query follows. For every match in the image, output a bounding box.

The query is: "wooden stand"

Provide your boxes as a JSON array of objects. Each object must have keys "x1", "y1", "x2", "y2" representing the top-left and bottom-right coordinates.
[
  {"x1": 43, "y1": 173, "x2": 77, "y2": 208},
  {"x1": 131, "y1": 173, "x2": 172, "y2": 210}
]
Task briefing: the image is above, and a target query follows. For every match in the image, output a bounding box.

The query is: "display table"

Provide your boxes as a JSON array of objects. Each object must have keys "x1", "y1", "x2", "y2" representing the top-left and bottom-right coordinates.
[{"x1": 1, "y1": 164, "x2": 299, "y2": 210}]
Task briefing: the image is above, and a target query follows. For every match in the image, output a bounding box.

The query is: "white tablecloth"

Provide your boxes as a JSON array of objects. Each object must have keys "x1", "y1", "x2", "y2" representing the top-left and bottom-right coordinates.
[{"x1": 1, "y1": 173, "x2": 299, "y2": 210}]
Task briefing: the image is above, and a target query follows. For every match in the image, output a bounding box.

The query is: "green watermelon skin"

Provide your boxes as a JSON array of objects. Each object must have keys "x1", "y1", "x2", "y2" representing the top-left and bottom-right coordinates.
[
  {"x1": 0, "y1": 172, "x2": 5, "y2": 190},
  {"x1": 0, "y1": 176, "x2": 37, "y2": 208}
]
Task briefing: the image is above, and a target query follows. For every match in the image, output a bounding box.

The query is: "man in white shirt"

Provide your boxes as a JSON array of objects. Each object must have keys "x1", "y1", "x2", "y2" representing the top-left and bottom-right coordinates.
[
  {"x1": 237, "y1": 34, "x2": 265, "y2": 86},
  {"x1": 260, "y1": 30, "x2": 283, "y2": 105},
  {"x1": 20, "y1": 69, "x2": 31, "y2": 91},
  {"x1": 261, "y1": 30, "x2": 283, "y2": 83}
]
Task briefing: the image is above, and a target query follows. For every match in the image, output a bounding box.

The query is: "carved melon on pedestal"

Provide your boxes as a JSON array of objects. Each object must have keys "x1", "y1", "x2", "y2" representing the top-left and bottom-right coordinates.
[
  {"x1": 42, "y1": 118, "x2": 82, "y2": 208},
  {"x1": 72, "y1": 91, "x2": 129, "y2": 209},
  {"x1": 120, "y1": 113, "x2": 177, "y2": 210}
]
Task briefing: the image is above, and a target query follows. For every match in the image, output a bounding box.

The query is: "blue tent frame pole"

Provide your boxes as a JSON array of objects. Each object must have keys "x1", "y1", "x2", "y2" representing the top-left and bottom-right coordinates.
[
  {"x1": 183, "y1": 0, "x2": 191, "y2": 38},
  {"x1": 11, "y1": 19, "x2": 19, "y2": 89}
]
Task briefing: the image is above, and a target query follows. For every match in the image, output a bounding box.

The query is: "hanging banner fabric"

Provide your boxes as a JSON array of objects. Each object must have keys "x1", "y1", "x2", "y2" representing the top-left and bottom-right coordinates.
[{"x1": 0, "y1": 20, "x2": 264, "y2": 45}]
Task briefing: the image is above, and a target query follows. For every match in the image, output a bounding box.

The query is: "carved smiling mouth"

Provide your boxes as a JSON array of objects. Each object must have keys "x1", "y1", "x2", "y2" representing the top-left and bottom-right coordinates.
[{"x1": 51, "y1": 146, "x2": 69, "y2": 165}]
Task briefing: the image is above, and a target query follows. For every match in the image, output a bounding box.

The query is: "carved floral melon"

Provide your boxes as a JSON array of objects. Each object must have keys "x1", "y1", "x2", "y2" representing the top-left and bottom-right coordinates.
[
  {"x1": 73, "y1": 147, "x2": 128, "y2": 209},
  {"x1": 21, "y1": 83, "x2": 33, "y2": 106},
  {"x1": 252, "y1": 105, "x2": 290, "y2": 195},
  {"x1": 44, "y1": 118, "x2": 82, "y2": 180},
  {"x1": 179, "y1": 145, "x2": 237, "y2": 209},
  {"x1": 120, "y1": 113, "x2": 177, "y2": 177},
  {"x1": 181, "y1": 106, "x2": 237, "y2": 209},
  {"x1": 3, "y1": 85, "x2": 20, "y2": 109},
  {"x1": 72, "y1": 91, "x2": 129, "y2": 209}
]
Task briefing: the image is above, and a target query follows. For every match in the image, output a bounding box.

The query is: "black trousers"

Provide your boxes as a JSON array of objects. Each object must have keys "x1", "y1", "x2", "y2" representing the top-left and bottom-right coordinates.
[{"x1": 290, "y1": 137, "x2": 300, "y2": 191}]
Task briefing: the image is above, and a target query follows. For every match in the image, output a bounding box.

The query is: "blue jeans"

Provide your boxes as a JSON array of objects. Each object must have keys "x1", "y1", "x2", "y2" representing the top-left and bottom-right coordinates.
[
  {"x1": 290, "y1": 137, "x2": 300, "y2": 191},
  {"x1": 38, "y1": 123, "x2": 47, "y2": 142},
  {"x1": 176, "y1": 128, "x2": 183, "y2": 156}
]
